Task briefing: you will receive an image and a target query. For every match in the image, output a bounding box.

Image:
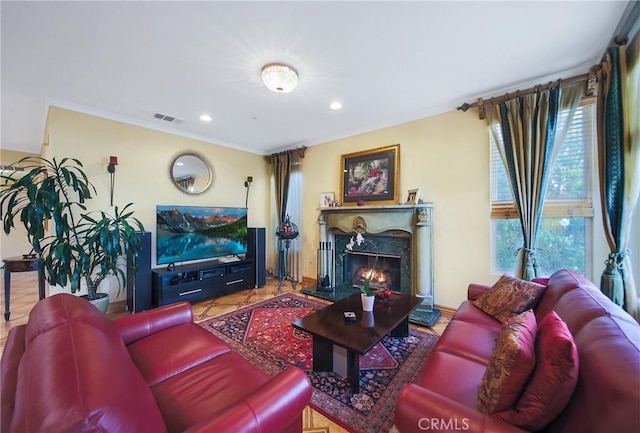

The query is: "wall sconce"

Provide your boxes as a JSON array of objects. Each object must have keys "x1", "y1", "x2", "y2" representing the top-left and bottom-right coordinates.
[
  {"x1": 244, "y1": 176, "x2": 253, "y2": 208},
  {"x1": 107, "y1": 156, "x2": 118, "y2": 206}
]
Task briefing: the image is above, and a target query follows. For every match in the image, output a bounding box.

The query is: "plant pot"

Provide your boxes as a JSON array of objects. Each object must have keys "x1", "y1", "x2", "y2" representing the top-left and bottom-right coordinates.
[
  {"x1": 361, "y1": 293, "x2": 375, "y2": 312},
  {"x1": 81, "y1": 292, "x2": 110, "y2": 314}
]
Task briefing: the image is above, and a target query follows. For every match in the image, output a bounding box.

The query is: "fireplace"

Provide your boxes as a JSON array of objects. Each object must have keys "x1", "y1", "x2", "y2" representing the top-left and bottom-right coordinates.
[
  {"x1": 304, "y1": 204, "x2": 439, "y2": 326},
  {"x1": 335, "y1": 232, "x2": 411, "y2": 294},
  {"x1": 346, "y1": 251, "x2": 402, "y2": 291},
  {"x1": 314, "y1": 204, "x2": 433, "y2": 303}
]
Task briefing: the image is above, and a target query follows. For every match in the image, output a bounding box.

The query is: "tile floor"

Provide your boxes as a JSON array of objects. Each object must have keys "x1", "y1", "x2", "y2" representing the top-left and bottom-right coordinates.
[{"x1": 1, "y1": 271, "x2": 452, "y2": 433}]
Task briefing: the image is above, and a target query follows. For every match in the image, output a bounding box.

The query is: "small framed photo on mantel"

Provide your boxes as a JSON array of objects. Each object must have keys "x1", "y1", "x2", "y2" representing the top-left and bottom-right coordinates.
[
  {"x1": 405, "y1": 188, "x2": 421, "y2": 205},
  {"x1": 320, "y1": 192, "x2": 335, "y2": 208}
]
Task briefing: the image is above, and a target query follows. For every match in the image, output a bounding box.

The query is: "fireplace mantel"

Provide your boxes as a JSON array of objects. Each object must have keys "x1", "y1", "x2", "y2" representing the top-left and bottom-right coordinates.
[{"x1": 317, "y1": 203, "x2": 434, "y2": 310}]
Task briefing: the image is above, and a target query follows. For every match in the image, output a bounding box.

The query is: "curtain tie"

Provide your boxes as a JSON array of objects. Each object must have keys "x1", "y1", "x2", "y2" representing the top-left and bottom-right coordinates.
[
  {"x1": 514, "y1": 247, "x2": 539, "y2": 281},
  {"x1": 601, "y1": 251, "x2": 627, "y2": 306},
  {"x1": 605, "y1": 250, "x2": 629, "y2": 269}
]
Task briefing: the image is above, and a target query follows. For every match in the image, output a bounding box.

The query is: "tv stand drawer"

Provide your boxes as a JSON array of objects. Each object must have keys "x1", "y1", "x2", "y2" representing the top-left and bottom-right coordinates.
[
  {"x1": 152, "y1": 258, "x2": 256, "y2": 307},
  {"x1": 156, "y1": 281, "x2": 214, "y2": 305}
]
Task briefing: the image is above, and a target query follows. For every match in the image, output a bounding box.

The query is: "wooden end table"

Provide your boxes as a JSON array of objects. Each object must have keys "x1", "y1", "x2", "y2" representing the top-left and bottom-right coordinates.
[
  {"x1": 292, "y1": 291, "x2": 421, "y2": 392},
  {"x1": 3, "y1": 256, "x2": 45, "y2": 321}
]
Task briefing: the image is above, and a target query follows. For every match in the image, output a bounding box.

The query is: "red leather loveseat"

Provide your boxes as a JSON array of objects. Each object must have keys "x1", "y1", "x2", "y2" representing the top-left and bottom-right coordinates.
[
  {"x1": 395, "y1": 269, "x2": 640, "y2": 433},
  {"x1": 1, "y1": 293, "x2": 312, "y2": 433}
]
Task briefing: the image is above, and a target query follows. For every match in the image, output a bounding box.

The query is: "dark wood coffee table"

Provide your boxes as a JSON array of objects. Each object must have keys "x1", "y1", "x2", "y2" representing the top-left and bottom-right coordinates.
[{"x1": 292, "y1": 291, "x2": 421, "y2": 392}]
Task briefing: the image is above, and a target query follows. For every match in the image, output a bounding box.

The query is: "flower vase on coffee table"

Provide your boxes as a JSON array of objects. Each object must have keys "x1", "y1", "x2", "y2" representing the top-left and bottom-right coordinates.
[{"x1": 361, "y1": 294, "x2": 375, "y2": 312}]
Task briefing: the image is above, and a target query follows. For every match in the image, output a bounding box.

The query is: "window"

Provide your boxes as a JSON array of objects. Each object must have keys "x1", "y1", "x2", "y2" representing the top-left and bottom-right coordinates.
[{"x1": 490, "y1": 98, "x2": 595, "y2": 276}]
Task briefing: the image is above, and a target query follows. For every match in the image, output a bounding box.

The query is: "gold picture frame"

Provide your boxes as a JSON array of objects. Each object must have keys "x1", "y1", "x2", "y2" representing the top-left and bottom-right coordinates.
[{"x1": 340, "y1": 144, "x2": 400, "y2": 206}]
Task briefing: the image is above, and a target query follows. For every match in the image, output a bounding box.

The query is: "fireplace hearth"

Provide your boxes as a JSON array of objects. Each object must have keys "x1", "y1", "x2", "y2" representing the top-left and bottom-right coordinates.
[{"x1": 302, "y1": 204, "x2": 441, "y2": 327}]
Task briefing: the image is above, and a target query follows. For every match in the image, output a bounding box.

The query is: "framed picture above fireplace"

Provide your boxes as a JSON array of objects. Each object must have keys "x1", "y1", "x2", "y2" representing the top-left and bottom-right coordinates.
[{"x1": 341, "y1": 144, "x2": 400, "y2": 206}]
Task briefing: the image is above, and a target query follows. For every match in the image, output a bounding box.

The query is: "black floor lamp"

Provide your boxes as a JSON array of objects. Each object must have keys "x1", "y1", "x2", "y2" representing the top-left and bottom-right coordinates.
[{"x1": 275, "y1": 215, "x2": 299, "y2": 292}]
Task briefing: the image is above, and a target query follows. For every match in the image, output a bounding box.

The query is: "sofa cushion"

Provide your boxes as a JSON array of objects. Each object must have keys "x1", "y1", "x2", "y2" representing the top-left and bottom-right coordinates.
[
  {"x1": 11, "y1": 320, "x2": 167, "y2": 433},
  {"x1": 151, "y1": 351, "x2": 272, "y2": 433},
  {"x1": 432, "y1": 319, "x2": 499, "y2": 365},
  {"x1": 473, "y1": 275, "x2": 545, "y2": 322},
  {"x1": 495, "y1": 310, "x2": 578, "y2": 430},
  {"x1": 126, "y1": 323, "x2": 231, "y2": 386},
  {"x1": 414, "y1": 350, "x2": 488, "y2": 409},
  {"x1": 477, "y1": 309, "x2": 537, "y2": 414}
]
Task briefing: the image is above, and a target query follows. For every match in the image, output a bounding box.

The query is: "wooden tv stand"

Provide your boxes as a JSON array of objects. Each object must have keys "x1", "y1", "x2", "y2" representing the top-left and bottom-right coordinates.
[{"x1": 152, "y1": 258, "x2": 255, "y2": 307}]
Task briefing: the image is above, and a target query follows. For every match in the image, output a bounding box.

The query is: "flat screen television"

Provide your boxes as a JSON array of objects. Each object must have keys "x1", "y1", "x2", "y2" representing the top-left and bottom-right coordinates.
[{"x1": 156, "y1": 205, "x2": 248, "y2": 265}]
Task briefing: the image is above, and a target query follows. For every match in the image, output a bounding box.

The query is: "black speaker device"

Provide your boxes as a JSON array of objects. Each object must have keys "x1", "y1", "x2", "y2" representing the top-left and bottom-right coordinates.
[
  {"x1": 247, "y1": 227, "x2": 266, "y2": 288},
  {"x1": 127, "y1": 231, "x2": 153, "y2": 313}
]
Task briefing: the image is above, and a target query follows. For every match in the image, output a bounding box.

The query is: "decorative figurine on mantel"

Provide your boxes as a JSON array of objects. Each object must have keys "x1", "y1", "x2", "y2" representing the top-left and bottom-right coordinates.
[{"x1": 417, "y1": 208, "x2": 429, "y2": 223}]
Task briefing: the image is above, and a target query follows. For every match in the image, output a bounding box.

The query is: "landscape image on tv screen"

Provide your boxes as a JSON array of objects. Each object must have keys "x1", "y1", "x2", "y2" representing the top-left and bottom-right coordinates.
[{"x1": 156, "y1": 205, "x2": 248, "y2": 265}]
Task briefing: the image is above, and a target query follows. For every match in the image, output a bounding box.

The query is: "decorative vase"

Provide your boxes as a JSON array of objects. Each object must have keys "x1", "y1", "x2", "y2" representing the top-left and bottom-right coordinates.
[
  {"x1": 81, "y1": 292, "x2": 110, "y2": 314},
  {"x1": 361, "y1": 293, "x2": 375, "y2": 312}
]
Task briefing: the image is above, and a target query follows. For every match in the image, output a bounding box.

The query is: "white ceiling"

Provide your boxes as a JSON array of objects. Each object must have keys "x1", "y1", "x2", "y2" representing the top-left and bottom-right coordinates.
[{"x1": 1, "y1": 1, "x2": 629, "y2": 156}]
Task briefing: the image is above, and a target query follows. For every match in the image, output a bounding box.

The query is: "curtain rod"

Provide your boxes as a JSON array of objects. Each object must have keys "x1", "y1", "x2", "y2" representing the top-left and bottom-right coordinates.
[
  {"x1": 612, "y1": 1, "x2": 640, "y2": 45},
  {"x1": 457, "y1": 72, "x2": 594, "y2": 120},
  {"x1": 268, "y1": 146, "x2": 307, "y2": 159}
]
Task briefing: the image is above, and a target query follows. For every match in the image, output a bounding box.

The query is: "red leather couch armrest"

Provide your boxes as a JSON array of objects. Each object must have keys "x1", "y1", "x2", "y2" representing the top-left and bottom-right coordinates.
[
  {"x1": 532, "y1": 277, "x2": 549, "y2": 286},
  {"x1": 113, "y1": 302, "x2": 193, "y2": 345},
  {"x1": 1, "y1": 325, "x2": 26, "y2": 433},
  {"x1": 395, "y1": 384, "x2": 527, "y2": 433},
  {"x1": 183, "y1": 367, "x2": 312, "y2": 433},
  {"x1": 468, "y1": 284, "x2": 491, "y2": 301}
]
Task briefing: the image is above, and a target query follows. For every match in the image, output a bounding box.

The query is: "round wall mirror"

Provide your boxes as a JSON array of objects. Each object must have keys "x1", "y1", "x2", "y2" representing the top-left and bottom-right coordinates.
[{"x1": 170, "y1": 152, "x2": 213, "y2": 194}]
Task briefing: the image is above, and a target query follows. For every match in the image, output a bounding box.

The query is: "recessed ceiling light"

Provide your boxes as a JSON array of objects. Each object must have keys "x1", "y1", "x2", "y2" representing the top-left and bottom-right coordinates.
[
  {"x1": 329, "y1": 102, "x2": 342, "y2": 110},
  {"x1": 200, "y1": 114, "x2": 212, "y2": 122}
]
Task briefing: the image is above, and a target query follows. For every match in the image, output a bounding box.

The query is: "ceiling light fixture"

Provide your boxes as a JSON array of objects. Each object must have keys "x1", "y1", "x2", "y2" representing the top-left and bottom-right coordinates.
[
  {"x1": 261, "y1": 63, "x2": 298, "y2": 93},
  {"x1": 200, "y1": 114, "x2": 212, "y2": 122},
  {"x1": 329, "y1": 102, "x2": 342, "y2": 110}
]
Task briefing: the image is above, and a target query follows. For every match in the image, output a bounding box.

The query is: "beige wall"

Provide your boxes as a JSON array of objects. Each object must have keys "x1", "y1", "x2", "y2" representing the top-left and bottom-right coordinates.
[
  {"x1": 44, "y1": 107, "x2": 270, "y2": 256},
  {"x1": 1, "y1": 149, "x2": 41, "y2": 260},
  {"x1": 302, "y1": 110, "x2": 494, "y2": 308},
  {"x1": 2, "y1": 107, "x2": 270, "y2": 300},
  {"x1": 4, "y1": 105, "x2": 633, "y2": 309}
]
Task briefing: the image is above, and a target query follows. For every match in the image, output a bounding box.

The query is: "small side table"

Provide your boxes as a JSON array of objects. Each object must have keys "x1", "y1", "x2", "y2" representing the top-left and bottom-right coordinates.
[{"x1": 3, "y1": 256, "x2": 45, "y2": 321}]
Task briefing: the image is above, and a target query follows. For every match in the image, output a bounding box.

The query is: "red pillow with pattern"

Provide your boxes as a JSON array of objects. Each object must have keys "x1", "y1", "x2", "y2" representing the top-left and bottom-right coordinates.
[
  {"x1": 494, "y1": 310, "x2": 579, "y2": 430},
  {"x1": 477, "y1": 309, "x2": 537, "y2": 413},
  {"x1": 473, "y1": 275, "x2": 545, "y2": 322}
]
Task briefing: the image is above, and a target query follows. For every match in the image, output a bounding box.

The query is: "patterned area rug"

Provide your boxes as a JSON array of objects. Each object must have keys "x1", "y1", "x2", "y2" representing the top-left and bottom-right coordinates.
[{"x1": 198, "y1": 294, "x2": 438, "y2": 433}]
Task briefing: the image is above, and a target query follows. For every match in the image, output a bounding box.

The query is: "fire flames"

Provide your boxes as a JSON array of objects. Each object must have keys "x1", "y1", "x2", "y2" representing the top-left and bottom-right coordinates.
[{"x1": 354, "y1": 267, "x2": 390, "y2": 289}]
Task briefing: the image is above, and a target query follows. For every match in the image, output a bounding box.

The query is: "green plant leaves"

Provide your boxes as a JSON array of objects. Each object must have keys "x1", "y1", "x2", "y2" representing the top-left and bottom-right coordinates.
[{"x1": 0, "y1": 156, "x2": 143, "y2": 297}]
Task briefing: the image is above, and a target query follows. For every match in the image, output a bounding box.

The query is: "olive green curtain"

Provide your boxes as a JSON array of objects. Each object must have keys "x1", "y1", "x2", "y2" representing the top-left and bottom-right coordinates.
[
  {"x1": 270, "y1": 152, "x2": 292, "y2": 224},
  {"x1": 596, "y1": 29, "x2": 640, "y2": 318},
  {"x1": 268, "y1": 149, "x2": 305, "y2": 280},
  {"x1": 486, "y1": 82, "x2": 584, "y2": 280}
]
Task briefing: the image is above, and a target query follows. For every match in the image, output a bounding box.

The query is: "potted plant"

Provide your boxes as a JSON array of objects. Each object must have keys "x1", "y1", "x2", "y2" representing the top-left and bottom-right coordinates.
[
  {"x1": 345, "y1": 232, "x2": 378, "y2": 311},
  {"x1": 0, "y1": 156, "x2": 144, "y2": 312}
]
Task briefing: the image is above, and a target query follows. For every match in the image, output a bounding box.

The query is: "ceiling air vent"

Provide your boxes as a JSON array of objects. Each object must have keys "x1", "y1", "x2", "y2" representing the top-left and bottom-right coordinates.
[{"x1": 153, "y1": 112, "x2": 183, "y2": 124}]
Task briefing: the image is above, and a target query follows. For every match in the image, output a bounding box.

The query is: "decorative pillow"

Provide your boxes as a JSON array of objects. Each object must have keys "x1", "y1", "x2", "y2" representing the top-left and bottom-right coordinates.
[
  {"x1": 495, "y1": 311, "x2": 579, "y2": 430},
  {"x1": 477, "y1": 309, "x2": 537, "y2": 414},
  {"x1": 473, "y1": 275, "x2": 545, "y2": 322}
]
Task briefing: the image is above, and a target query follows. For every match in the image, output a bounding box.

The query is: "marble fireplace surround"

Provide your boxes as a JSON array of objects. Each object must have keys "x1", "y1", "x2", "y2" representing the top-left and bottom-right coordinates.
[{"x1": 318, "y1": 204, "x2": 434, "y2": 309}]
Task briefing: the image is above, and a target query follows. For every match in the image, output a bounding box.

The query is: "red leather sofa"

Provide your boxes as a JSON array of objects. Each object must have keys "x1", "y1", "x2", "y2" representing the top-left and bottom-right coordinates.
[
  {"x1": 395, "y1": 269, "x2": 640, "y2": 433},
  {"x1": 1, "y1": 293, "x2": 312, "y2": 433}
]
